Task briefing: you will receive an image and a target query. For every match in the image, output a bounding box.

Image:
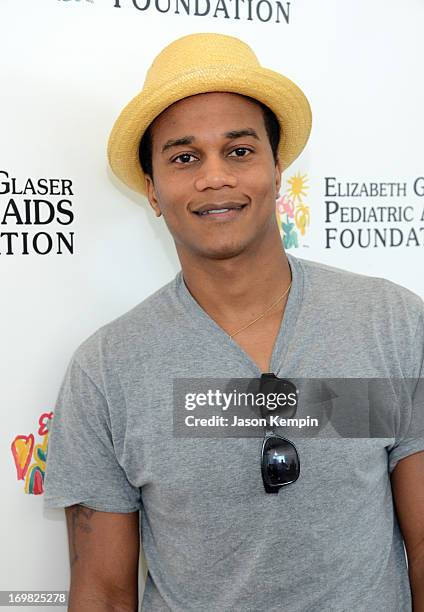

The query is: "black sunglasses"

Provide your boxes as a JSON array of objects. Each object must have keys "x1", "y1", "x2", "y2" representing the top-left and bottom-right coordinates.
[{"x1": 259, "y1": 373, "x2": 300, "y2": 494}]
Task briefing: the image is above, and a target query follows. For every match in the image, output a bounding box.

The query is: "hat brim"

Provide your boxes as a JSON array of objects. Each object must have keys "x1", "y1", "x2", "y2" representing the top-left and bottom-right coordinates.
[{"x1": 107, "y1": 65, "x2": 312, "y2": 196}]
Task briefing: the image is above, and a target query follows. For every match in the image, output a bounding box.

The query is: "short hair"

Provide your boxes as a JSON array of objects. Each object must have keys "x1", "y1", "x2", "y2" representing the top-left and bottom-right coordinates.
[{"x1": 138, "y1": 95, "x2": 281, "y2": 181}]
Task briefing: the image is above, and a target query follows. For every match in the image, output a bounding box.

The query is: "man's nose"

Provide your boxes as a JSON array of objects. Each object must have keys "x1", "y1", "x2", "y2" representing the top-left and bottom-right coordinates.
[{"x1": 193, "y1": 155, "x2": 238, "y2": 191}]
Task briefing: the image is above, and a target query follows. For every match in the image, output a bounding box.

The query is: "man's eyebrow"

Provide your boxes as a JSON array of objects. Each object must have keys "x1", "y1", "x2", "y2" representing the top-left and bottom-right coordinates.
[
  {"x1": 160, "y1": 128, "x2": 260, "y2": 153},
  {"x1": 161, "y1": 136, "x2": 194, "y2": 154},
  {"x1": 224, "y1": 128, "x2": 260, "y2": 141}
]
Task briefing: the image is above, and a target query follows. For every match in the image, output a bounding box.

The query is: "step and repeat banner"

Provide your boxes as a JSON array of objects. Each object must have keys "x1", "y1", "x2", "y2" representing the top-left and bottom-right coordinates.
[{"x1": 2, "y1": 0, "x2": 423, "y2": 608}]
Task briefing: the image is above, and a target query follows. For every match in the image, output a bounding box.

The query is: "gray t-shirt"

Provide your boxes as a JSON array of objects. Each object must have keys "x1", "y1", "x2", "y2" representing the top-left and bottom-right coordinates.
[{"x1": 43, "y1": 253, "x2": 424, "y2": 611}]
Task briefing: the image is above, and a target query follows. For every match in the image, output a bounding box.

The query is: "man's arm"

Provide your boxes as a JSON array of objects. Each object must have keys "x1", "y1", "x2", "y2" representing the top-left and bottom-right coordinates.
[
  {"x1": 391, "y1": 451, "x2": 424, "y2": 612},
  {"x1": 65, "y1": 504, "x2": 140, "y2": 612}
]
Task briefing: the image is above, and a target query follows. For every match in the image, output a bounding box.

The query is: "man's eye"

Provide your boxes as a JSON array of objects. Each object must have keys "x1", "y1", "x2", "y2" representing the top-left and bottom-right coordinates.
[
  {"x1": 229, "y1": 147, "x2": 252, "y2": 157},
  {"x1": 173, "y1": 153, "x2": 197, "y2": 164}
]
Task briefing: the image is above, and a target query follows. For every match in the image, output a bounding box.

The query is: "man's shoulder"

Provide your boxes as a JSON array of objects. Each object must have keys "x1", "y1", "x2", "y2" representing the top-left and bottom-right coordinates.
[
  {"x1": 295, "y1": 254, "x2": 423, "y2": 316},
  {"x1": 72, "y1": 274, "x2": 180, "y2": 374}
]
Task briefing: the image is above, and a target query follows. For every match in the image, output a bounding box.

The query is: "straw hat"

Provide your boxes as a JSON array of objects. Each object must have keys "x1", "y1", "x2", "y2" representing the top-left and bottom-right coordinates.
[{"x1": 107, "y1": 32, "x2": 312, "y2": 197}]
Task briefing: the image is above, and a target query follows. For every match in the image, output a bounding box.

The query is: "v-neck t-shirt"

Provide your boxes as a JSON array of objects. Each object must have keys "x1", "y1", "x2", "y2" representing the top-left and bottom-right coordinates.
[{"x1": 44, "y1": 253, "x2": 424, "y2": 612}]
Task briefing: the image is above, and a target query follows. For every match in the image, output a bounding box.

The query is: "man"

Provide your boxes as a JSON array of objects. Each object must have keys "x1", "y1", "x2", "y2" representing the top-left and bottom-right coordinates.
[{"x1": 44, "y1": 33, "x2": 424, "y2": 611}]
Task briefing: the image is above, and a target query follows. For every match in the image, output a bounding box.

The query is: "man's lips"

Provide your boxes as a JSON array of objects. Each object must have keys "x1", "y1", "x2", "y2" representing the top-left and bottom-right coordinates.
[{"x1": 192, "y1": 203, "x2": 248, "y2": 216}]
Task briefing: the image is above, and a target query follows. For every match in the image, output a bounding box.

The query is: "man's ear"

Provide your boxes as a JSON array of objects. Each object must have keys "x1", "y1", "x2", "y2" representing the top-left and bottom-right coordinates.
[
  {"x1": 275, "y1": 156, "x2": 282, "y2": 196},
  {"x1": 145, "y1": 174, "x2": 162, "y2": 218}
]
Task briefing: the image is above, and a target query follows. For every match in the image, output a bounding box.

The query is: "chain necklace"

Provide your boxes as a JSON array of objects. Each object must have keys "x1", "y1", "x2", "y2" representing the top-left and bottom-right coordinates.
[{"x1": 228, "y1": 281, "x2": 292, "y2": 339}]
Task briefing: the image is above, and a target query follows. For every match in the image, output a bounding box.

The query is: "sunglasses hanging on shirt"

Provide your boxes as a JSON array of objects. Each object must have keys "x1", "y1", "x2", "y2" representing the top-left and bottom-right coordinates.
[{"x1": 258, "y1": 373, "x2": 300, "y2": 494}]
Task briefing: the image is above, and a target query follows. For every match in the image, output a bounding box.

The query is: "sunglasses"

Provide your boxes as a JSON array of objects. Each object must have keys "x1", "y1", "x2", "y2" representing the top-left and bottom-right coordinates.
[{"x1": 259, "y1": 373, "x2": 300, "y2": 494}]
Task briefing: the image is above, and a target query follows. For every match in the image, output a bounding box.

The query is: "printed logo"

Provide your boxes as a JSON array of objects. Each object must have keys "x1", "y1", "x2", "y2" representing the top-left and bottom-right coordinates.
[
  {"x1": 0, "y1": 170, "x2": 75, "y2": 256},
  {"x1": 276, "y1": 171, "x2": 310, "y2": 249},
  {"x1": 11, "y1": 412, "x2": 53, "y2": 495},
  {"x1": 324, "y1": 176, "x2": 424, "y2": 249}
]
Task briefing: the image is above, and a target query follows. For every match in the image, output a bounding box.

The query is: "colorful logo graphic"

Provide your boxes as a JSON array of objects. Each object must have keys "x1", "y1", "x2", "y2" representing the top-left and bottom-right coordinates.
[
  {"x1": 11, "y1": 412, "x2": 53, "y2": 495},
  {"x1": 276, "y1": 171, "x2": 310, "y2": 249}
]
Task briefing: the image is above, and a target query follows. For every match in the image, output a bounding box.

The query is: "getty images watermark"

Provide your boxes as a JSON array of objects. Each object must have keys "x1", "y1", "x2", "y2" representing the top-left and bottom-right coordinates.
[
  {"x1": 173, "y1": 377, "x2": 424, "y2": 439},
  {"x1": 183, "y1": 385, "x2": 317, "y2": 429}
]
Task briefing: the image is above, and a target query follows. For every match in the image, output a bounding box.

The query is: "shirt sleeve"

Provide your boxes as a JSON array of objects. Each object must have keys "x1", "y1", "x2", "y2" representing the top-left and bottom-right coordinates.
[
  {"x1": 388, "y1": 308, "x2": 424, "y2": 474},
  {"x1": 43, "y1": 354, "x2": 142, "y2": 513}
]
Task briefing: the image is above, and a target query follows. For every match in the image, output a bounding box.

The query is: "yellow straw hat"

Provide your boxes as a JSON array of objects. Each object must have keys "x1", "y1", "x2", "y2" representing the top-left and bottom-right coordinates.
[{"x1": 107, "y1": 32, "x2": 312, "y2": 197}]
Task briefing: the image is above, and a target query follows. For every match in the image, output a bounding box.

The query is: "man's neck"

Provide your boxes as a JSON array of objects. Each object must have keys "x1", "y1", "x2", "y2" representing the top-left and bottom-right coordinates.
[{"x1": 176, "y1": 231, "x2": 292, "y2": 330}]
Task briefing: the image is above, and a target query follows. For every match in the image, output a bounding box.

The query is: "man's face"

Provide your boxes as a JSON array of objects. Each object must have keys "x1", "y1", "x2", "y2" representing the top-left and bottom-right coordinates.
[{"x1": 145, "y1": 92, "x2": 282, "y2": 261}]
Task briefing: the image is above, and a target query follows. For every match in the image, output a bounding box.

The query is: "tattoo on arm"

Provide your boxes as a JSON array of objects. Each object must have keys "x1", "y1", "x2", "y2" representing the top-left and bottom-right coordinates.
[{"x1": 68, "y1": 506, "x2": 96, "y2": 567}]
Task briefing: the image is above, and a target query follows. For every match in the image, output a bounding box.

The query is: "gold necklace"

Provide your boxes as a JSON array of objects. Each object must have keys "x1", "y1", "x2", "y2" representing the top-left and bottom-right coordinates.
[{"x1": 229, "y1": 281, "x2": 292, "y2": 339}]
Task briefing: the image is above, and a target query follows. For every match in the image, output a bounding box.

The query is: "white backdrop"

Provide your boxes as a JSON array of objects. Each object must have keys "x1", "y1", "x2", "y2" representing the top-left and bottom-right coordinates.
[{"x1": 2, "y1": 0, "x2": 423, "y2": 609}]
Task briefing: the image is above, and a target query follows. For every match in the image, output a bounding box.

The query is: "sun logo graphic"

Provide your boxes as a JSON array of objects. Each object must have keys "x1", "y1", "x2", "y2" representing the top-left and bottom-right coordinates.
[{"x1": 276, "y1": 171, "x2": 310, "y2": 249}]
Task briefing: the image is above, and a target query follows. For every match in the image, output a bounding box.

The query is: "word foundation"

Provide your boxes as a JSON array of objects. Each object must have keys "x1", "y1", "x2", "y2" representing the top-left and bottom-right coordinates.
[
  {"x1": 114, "y1": 0, "x2": 291, "y2": 23},
  {"x1": 0, "y1": 232, "x2": 74, "y2": 255},
  {"x1": 325, "y1": 227, "x2": 424, "y2": 249}
]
